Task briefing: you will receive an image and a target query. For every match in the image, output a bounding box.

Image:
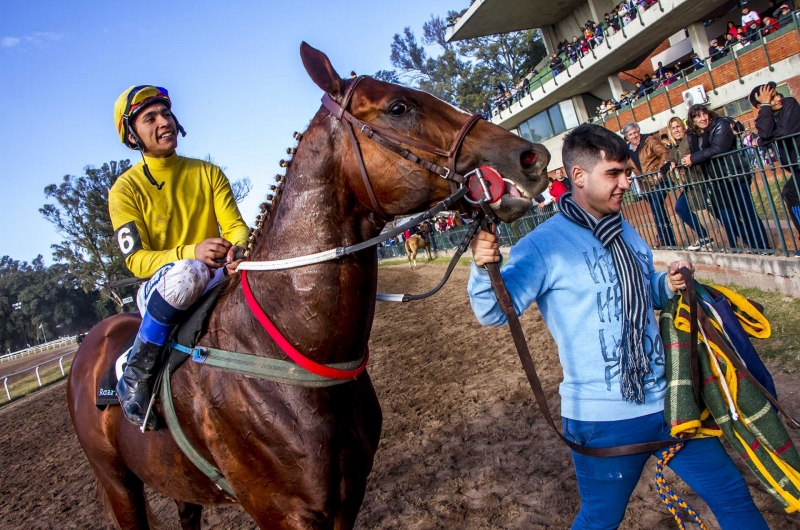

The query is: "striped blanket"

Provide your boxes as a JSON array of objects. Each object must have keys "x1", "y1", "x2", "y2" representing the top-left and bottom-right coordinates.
[{"x1": 661, "y1": 286, "x2": 800, "y2": 512}]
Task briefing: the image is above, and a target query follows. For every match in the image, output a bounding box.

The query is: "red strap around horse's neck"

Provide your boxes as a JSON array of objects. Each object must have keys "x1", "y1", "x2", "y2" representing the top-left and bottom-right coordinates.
[{"x1": 241, "y1": 269, "x2": 369, "y2": 380}]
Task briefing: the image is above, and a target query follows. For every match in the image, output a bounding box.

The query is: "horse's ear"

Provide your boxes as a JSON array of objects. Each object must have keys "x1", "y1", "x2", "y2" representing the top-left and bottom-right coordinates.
[{"x1": 300, "y1": 42, "x2": 346, "y2": 99}]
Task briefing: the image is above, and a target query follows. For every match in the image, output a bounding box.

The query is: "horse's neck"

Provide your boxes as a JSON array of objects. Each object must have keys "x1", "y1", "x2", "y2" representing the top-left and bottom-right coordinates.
[{"x1": 209, "y1": 121, "x2": 382, "y2": 364}]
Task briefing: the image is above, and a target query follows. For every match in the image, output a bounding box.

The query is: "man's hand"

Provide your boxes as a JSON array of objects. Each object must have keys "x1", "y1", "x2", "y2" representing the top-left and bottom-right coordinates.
[
  {"x1": 225, "y1": 245, "x2": 245, "y2": 274},
  {"x1": 756, "y1": 84, "x2": 775, "y2": 105},
  {"x1": 681, "y1": 154, "x2": 693, "y2": 167},
  {"x1": 195, "y1": 238, "x2": 232, "y2": 268},
  {"x1": 667, "y1": 260, "x2": 694, "y2": 292},
  {"x1": 538, "y1": 202, "x2": 547, "y2": 210},
  {"x1": 470, "y1": 228, "x2": 501, "y2": 268}
]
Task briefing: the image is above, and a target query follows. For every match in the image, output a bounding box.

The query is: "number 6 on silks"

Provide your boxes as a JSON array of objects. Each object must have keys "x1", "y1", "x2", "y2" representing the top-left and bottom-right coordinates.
[{"x1": 115, "y1": 221, "x2": 143, "y2": 258}]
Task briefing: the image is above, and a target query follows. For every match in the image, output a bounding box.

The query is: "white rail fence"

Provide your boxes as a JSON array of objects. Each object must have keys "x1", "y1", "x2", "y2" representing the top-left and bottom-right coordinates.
[
  {"x1": 0, "y1": 336, "x2": 77, "y2": 363},
  {"x1": 2, "y1": 351, "x2": 76, "y2": 402}
]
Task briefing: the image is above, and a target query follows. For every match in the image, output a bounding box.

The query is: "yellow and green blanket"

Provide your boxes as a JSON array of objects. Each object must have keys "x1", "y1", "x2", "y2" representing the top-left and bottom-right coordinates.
[{"x1": 661, "y1": 286, "x2": 800, "y2": 512}]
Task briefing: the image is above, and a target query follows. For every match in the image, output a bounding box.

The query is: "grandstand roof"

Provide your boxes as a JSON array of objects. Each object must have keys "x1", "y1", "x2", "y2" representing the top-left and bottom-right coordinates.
[{"x1": 446, "y1": 0, "x2": 588, "y2": 41}]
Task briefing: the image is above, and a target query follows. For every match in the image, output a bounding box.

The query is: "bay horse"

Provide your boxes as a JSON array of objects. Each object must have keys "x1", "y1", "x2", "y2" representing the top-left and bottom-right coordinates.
[
  {"x1": 67, "y1": 42, "x2": 550, "y2": 530},
  {"x1": 404, "y1": 233, "x2": 432, "y2": 268}
]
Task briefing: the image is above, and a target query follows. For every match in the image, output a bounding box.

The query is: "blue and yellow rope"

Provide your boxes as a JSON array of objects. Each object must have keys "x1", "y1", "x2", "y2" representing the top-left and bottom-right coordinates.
[{"x1": 654, "y1": 442, "x2": 709, "y2": 530}]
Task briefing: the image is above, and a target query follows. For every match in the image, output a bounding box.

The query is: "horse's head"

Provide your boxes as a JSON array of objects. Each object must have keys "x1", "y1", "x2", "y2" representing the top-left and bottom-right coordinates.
[{"x1": 300, "y1": 42, "x2": 550, "y2": 224}]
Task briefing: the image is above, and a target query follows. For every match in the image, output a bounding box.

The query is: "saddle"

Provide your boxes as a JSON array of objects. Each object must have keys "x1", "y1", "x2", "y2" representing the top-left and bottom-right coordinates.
[{"x1": 95, "y1": 284, "x2": 225, "y2": 409}]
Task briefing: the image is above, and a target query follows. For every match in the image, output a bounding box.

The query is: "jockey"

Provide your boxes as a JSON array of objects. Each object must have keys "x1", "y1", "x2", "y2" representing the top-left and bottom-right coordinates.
[{"x1": 109, "y1": 85, "x2": 250, "y2": 430}]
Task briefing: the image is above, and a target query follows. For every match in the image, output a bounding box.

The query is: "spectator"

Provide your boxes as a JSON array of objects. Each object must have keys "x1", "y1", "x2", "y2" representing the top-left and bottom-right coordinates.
[
  {"x1": 350, "y1": 71, "x2": 357, "y2": 79},
  {"x1": 550, "y1": 168, "x2": 569, "y2": 202},
  {"x1": 724, "y1": 33, "x2": 739, "y2": 50},
  {"x1": 778, "y1": 4, "x2": 795, "y2": 27},
  {"x1": 549, "y1": 53, "x2": 564, "y2": 76},
  {"x1": 768, "y1": 0, "x2": 783, "y2": 18},
  {"x1": 623, "y1": 122, "x2": 676, "y2": 246},
  {"x1": 727, "y1": 21, "x2": 740, "y2": 39},
  {"x1": 708, "y1": 39, "x2": 725, "y2": 61},
  {"x1": 643, "y1": 73, "x2": 654, "y2": 89},
  {"x1": 762, "y1": 15, "x2": 780, "y2": 34},
  {"x1": 660, "y1": 134, "x2": 672, "y2": 149},
  {"x1": 592, "y1": 23, "x2": 605, "y2": 45},
  {"x1": 664, "y1": 117, "x2": 714, "y2": 251},
  {"x1": 691, "y1": 53, "x2": 705, "y2": 71},
  {"x1": 654, "y1": 61, "x2": 666, "y2": 79},
  {"x1": 682, "y1": 104, "x2": 771, "y2": 250},
  {"x1": 751, "y1": 82, "x2": 800, "y2": 255},
  {"x1": 742, "y1": 6, "x2": 761, "y2": 27},
  {"x1": 743, "y1": 20, "x2": 762, "y2": 44},
  {"x1": 634, "y1": 81, "x2": 646, "y2": 99},
  {"x1": 535, "y1": 182, "x2": 556, "y2": 211},
  {"x1": 599, "y1": 101, "x2": 609, "y2": 116}
]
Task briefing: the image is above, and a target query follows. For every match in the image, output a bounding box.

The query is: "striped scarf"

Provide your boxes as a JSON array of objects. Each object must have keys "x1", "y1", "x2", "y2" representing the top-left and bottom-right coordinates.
[{"x1": 558, "y1": 192, "x2": 651, "y2": 404}]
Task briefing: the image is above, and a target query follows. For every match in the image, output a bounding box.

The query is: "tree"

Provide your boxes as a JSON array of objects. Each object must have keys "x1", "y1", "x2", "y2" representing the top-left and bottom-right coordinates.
[
  {"x1": 40, "y1": 160, "x2": 136, "y2": 309},
  {"x1": 385, "y1": 12, "x2": 546, "y2": 113},
  {"x1": 0, "y1": 255, "x2": 101, "y2": 352},
  {"x1": 231, "y1": 177, "x2": 253, "y2": 204}
]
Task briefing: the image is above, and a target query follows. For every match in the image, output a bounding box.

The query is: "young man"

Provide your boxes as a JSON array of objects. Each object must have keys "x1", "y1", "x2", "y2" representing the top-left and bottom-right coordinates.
[
  {"x1": 467, "y1": 124, "x2": 767, "y2": 530},
  {"x1": 109, "y1": 85, "x2": 250, "y2": 429},
  {"x1": 752, "y1": 82, "x2": 800, "y2": 256}
]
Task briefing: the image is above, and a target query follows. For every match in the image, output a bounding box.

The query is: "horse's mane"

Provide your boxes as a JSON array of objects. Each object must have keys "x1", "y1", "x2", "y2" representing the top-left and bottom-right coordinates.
[{"x1": 223, "y1": 127, "x2": 307, "y2": 296}]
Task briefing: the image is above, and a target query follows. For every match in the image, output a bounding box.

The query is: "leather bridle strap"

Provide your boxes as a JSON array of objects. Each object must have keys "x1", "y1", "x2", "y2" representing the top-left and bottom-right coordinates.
[{"x1": 321, "y1": 76, "x2": 483, "y2": 216}]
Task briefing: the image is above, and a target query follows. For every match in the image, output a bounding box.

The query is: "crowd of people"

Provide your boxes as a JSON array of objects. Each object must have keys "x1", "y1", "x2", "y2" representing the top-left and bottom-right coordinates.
[
  {"x1": 622, "y1": 81, "x2": 800, "y2": 256},
  {"x1": 709, "y1": 3, "x2": 797, "y2": 62}
]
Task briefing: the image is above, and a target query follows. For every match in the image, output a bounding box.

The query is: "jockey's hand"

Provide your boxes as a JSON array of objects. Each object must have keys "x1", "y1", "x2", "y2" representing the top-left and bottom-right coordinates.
[
  {"x1": 667, "y1": 260, "x2": 694, "y2": 292},
  {"x1": 471, "y1": 227, "x2": 501, "y2": 268},
  {"x1": 196, "y1": 238, "x2": 232, "y2": 268},
  {"x1": 225, "y1": 245, "x2": 245, "y2": 275}
]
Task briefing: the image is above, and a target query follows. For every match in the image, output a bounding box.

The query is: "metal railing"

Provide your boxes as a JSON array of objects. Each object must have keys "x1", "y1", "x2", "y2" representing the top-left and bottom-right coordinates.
[
  {"x1": 2, "y1": 351, "x2": 76, "y2": 402},
  {"x1": 625, "y1": 133, "x2": 800, "y2": 256},
  {"x1": 0, "y1": 336, "x2": 77, "y2": 363}
]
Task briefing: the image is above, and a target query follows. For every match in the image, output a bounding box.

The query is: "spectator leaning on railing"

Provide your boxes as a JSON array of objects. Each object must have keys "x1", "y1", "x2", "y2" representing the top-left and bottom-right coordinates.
[
  {"x1": 682, "y1": 104, "x2": 771, "y2": 251},
  {"x1": 751, "y1": 82, "x2": 800, "y2": 256},
  {"x1": 663, "y1": 117, "x2": 714, "y2": 251},
  {"x1": 623, "y1": 122, "x2": 676, "y2": 247}
]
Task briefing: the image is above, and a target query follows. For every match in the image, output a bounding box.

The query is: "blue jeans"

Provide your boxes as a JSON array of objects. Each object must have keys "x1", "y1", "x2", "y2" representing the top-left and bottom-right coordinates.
[
  {"x1": 645, "y1": 180, "x2": 676, "y2": 246},
  {"x1": 673, "y1": 192, "x2": 709, "y2": 240},
  {"x1": 709, "y1": 177, "x2": 770, "y2": 250},
  {"x1": 564, "y1": 412, "x2": 768, "y2": 530}
]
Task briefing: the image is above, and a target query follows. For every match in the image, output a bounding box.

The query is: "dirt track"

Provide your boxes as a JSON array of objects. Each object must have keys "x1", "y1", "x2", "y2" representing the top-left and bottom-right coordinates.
[
  {"x1": 0, "y1": 344, "x2": 77, "y2": 378},
  {"x1": 1, "y1": 264, "x2": 799, "y2": 529}
]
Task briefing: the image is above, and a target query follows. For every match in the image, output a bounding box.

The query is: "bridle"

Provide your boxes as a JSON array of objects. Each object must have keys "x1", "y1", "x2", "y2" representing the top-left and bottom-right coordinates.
[{"x1": 320, "y1": 75, "x2": 482, "y2": 219}]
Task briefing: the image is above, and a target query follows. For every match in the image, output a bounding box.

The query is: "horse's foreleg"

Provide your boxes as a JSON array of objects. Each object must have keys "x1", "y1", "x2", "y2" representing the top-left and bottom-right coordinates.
[{"x1": 175, "y1": 500, "x2": 203, "y2": 530}]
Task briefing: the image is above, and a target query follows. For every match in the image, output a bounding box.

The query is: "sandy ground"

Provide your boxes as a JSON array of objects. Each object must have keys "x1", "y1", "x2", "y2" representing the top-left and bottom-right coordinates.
[{"x1": 1, "y1": 263, "x2": 799, "y2": 529}]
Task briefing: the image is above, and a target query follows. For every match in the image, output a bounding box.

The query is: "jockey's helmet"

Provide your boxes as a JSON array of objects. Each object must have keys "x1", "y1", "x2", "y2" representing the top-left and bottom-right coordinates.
[{"x1": 114, "y1": 85, "x2": 185, "y2": 149}]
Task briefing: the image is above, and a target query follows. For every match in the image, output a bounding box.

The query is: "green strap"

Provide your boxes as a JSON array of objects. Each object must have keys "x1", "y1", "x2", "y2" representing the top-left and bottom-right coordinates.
[
  {"x1": 160, "y1": 342, "x2": 365, "y2": 498},
  {"x1": 170, "y1": 342, "x2": 364, "y2": 387},
  {"x1": 160, "y1": 367, "x2": 236, "y2": 497}
]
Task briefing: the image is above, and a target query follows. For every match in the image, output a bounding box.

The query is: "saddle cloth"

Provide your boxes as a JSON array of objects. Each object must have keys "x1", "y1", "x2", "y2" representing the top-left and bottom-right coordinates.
[{"x1": 95, "y1": 284, "x2": 224, "y2": 409}]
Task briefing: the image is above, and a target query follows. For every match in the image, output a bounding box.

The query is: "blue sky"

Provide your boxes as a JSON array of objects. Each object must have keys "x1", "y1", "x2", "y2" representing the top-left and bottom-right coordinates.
[{"x1": 0, "y1": 0, "x2": 460, "y2": 264}]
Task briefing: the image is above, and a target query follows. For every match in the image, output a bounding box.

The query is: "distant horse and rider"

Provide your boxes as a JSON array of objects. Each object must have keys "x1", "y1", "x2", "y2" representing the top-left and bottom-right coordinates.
[
  {"x1": 404, "y1": 233, "x2": 432, "y2": 268},
  {"x1": 67, "y1": 42, "x2": 549, "y2": 530}
]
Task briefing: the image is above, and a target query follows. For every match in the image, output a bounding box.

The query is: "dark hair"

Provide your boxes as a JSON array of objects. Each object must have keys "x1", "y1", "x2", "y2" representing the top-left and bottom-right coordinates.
[
  {"x1": 686, "y1": 104, "x2": 719, "y2": 136},
  {"x1": 562, "y1": 124, "x2": 630, "y2": 178},
  {"x1": 660, "y1": 133, "x2": 669, "y2": 140}
]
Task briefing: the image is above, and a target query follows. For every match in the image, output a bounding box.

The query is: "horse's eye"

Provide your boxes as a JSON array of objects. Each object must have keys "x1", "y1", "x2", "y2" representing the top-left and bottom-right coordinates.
[{"x1": 389, "y1": 102, "x2": 410, "y2": 116}]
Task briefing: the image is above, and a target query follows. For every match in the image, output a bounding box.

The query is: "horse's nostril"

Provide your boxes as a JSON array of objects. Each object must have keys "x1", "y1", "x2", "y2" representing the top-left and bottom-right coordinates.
[{"x1": 521, "y1": 150, "x2": 538, "y2": 168}]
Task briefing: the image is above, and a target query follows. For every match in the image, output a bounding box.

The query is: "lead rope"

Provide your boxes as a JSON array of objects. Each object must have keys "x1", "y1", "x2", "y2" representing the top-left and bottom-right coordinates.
[{"x1": 654, "y1": 442, "x2": 709, "y2": 530}]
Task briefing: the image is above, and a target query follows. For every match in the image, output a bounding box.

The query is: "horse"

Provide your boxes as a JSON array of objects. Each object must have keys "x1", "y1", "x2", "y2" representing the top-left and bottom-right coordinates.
[
  {"x1": 67, "y1": 42, "x2": 550, "y2": 530},
  {"x1": 404, "y1": 233, "x2": 432, "y2": 269}
]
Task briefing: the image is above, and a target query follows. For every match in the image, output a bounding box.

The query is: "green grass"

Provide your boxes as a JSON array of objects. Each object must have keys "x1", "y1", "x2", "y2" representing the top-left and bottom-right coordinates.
[
  {"x1": 1, "y1": 359, "x2": 73, "y2": 405},
  {"x1": 378, "y1": 257, "x2": 474, "y2": 267}
]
